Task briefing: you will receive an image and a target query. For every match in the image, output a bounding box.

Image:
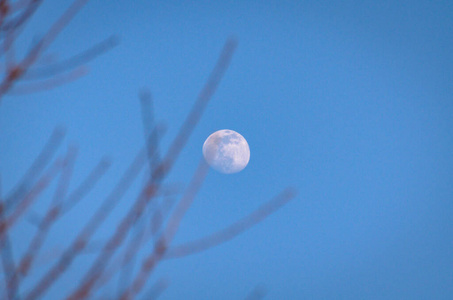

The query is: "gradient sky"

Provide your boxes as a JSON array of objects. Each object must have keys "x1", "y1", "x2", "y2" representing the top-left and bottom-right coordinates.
[{"x1": 1, "y1": 0, "x2": 452, "y2": 299}]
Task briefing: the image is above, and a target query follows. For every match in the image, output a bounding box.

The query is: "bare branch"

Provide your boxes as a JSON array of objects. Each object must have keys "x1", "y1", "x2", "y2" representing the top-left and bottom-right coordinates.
[
  {"x1": 157, "y1": 37, "x2": 238, "y2": 179},
  {"x1": 7, "y1": 146, "x2": 77, "y2": 293},
  {"x1": 0, "y1": 0, "x2": 43, "y2": 33},
  {"x1": 119, "y1": 159, "x2": 209, "y2": 300},
  {"x1": 0, "y1": 0, "x2": 89, "y2": 98},
  {"x1": 24, "y1": 145, "x2": 147, "y2": 300},
  {"x1": 165, "y1": 188, "x2": 297, "y2": 259},
  {"x1": 60, "y1": 157, "x2": 111, "y2": 214},
  {"x1": 4, "y1": 126, "x2": 65, "y2": 211},
  {"x1": 22, "y1": 35, "x2": 119, "y2": 80},
  {"x1": 8, "y1": 65, "x2": 87, "y2": 95},
  {"x1": 65, "y1": 38, "x2": 238, "y2": 300},
  {"x1": 0, "y1": 198, "x2": 19, "y2": 300},
  {"x1": 0, "y1": 158, "x2": 62, "y2": 240},
  {"x1": 139, "y1": 89, "x2": 162, "y2": 175}
]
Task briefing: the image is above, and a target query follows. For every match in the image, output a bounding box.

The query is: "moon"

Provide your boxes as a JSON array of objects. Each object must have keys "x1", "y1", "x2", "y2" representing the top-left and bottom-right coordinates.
[{"x1": 202, "y1": 129, "x2": 250, "y2": 174}]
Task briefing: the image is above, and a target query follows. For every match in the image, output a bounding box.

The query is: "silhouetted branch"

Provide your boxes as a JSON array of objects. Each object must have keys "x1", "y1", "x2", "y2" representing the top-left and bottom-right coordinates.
[
  {"x1": 165, "y1": 188, "x2": 297, "y2": 259},
  {"x1": 15, "y1": 157, "x2": 112, "y2": 278},
  {"x1": 107, "y1": 89, "x2": 164, "y2": 296},
  {"x1": 1, "y1": 24, "x2": 297, "y2": 299},
  {"x1": 0, "y1": 0, "x2": 43, "y2": 34},
  {"x1": 66, "y1": 180, "x2": 161, "y2": 299},
  {"x1": 91, "y1": 194, "x2": 177, "y2": 296},
  {"x1": 22, "y1": 35, "x2": 119, "y2": 80},
  {"x1": 140, "y1": 89, "x2": 162, "y2": 175},
  {"x1": 64, "y1": 38, "x2": 238, "y2": 300},
  {"x1": 7, "y1": 146, "x2": 77, "y2": 293},
  {"x1": 159, "y1": 37, "x2": 238, "y2": 178},
  {"x1": 0, "y1": 198, "x2": 18, "y2": 300},
  {"x1": 115, "y1": 197, "x2": 155, "y2": 297},
  {"x1": 50, "y1": 146, "x2": 77, "y2": 205},
  {"x1": 24, "y1": 143, "x2": 149, "y2": 300},
  {"x1": 0, "y1": 157, "x2": 62, "y2": 241},
  {"x1": 15, "y1": 147, "x2": 77, "y2": 276},
  {"x1": 118, "y1": 159, "x2": 209, "y2": 300},
  {"x1": 150, "y1": 195, "x2": 176, "y2": 237},
  {"x1": 8, "y1": 65, "x2": 87, "y2": 94},
  {"x1": 60, "y1": 157, "x2": 111, "y2": 214},
  {"x1": 4, "y1": 126, "x2": 65, "y2": 212},
  {"x1": 0, "y1": 0, "x2": 89, "y2": 99}
]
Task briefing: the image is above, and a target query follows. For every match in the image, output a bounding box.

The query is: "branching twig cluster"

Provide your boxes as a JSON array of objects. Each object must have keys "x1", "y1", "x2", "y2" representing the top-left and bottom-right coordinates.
[
  {"x1": 0, "y1": 2, "x2": 296, "y2": 299},
  {"x1": 0, "y1": 0, "x2": 118, "y2": 100}
]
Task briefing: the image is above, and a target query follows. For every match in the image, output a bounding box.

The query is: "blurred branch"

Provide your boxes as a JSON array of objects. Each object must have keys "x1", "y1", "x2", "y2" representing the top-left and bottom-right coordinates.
[
  {"x1": 22, "y1": 35, "x2": 119, "y2": 80},
  {"x1": 165, "y1": 188, "x2": 297, "y2": 259},
  {"x1": 119, "y1": 159, "x2": 209, "y2": 300},
  {"x1": 0, "y1": 14, "x2": 297, "y2": 297},
  {"x1": 7, "y1": 146, "x2": 77, "y2": 292},
  {"x1": 0, "y1": 157, "x2": 62, "y2": 241},
  {"x1": 8, "y1": 65, "x2": 87, "y2": 95},
  {"x1": 88, "y1": 194, "x2": 177, "y2": 296},
  {"x1": 159, "y1": 38, "x2": 238, "y2": 178},
  {"x1": 66, "y1": 38, "x2": 238, "y2": 300},
  {"x1": 139, "y1": 89, "x2": 163, "y2": 175},
  {"x1": 0, "y1": 0, "x2": 90, "y2": 100},
  {"x1": 0, "y1": 198, "x2": 19, "y2": 300},
  {"x1": 24, "y1": 143, "x2": 149, "y2": 300},
  {"x1": 4, "y1": 126, "x2": 65, "y2": 212},
  {"x1": 0, "y1": 0, "x2": 43, "y2": 33}
]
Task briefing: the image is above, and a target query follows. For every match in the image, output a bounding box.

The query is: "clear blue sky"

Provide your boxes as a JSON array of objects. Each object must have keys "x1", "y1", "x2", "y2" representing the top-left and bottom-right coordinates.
[{"x1": 1, "y1": 0, "x2": 452, "y2": 299}]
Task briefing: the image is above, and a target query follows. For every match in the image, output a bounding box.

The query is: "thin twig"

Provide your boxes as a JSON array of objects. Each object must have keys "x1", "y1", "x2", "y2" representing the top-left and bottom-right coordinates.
[
  {"x1": 0, "y1": 0, "x2": 89, "y2": 98},
  {"x1": 119, "y1": 159, "x2": 209, "y2": 300},
  {"x1": 165, "y1": 188, "x2": 297, "y2": 259},
  {"x1": 0, "y1": 158, "x2": 62, "y2": 241},
  {"x1": 22, "y1": 35, "x2": 119, "y2": 80},
  {"x1": 4, "y1": 126, "x2": 65, "y2": 212},
  {"x1": 7, "y1": 146, "x2": 77, "y2": 294},
  {"x1": 14, "y1": 147, "x2": 77, "y2": 278},
  {"x1": 8, "y1": 65, "x2": 87, "y2": 95},
  {"x1": 0, "y1": 198, "x2": 19, "y2": 300},
  {"x1": 24, "y1": 145, "x2": 147, "y2": 300},
  {"x1": 139, "y1": 89, "x2": 162, "y2": 174},
  {"x1": 88, "y1": 195, "x2": 176, "y2": 296},
  {"x1": 156, "y1": 38, "x2": 238, "y2": 180},
  {"x1": 0, "y1": 0, "x2": 43, "y2": 33},
  {"x1": 60, "y1": 157, "x2": 111, "y2": 214}
]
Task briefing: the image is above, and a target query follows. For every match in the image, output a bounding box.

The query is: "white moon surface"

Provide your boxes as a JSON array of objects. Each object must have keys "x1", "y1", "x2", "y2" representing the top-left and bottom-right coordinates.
[{"x1": 202, "y1": 129, "x2": 250, "y2": 174}]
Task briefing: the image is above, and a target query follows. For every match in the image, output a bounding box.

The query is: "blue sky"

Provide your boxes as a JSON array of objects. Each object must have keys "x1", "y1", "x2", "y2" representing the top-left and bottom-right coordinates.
[{"x1": 1, "y1": 0, "x2": 453, "y2": 299}]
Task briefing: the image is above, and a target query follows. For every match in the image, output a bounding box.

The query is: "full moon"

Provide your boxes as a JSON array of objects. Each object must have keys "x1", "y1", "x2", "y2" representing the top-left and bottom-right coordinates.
[{"x1": 202, "y1": 129, "x2": 250, "y2": 174}]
